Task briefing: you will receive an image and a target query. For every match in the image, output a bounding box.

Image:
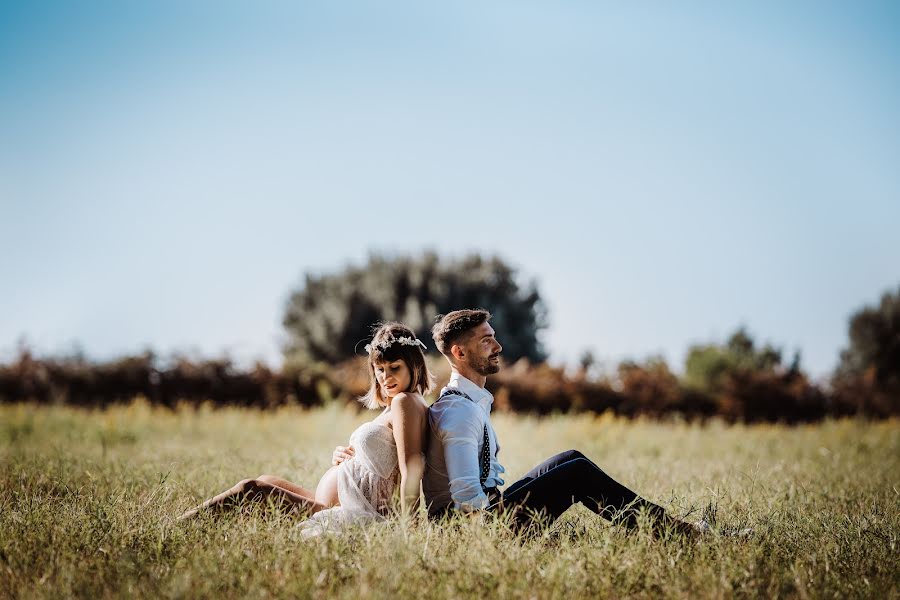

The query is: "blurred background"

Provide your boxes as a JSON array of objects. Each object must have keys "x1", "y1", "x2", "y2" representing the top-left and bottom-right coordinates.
[{"x1": 1, "y1": 1, "x2": 898, "y2": 420}]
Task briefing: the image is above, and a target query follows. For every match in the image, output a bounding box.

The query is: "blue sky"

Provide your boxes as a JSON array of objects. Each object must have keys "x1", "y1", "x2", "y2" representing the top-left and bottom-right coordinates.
[{"x1": 1, "y1": 1, "x2": 898, "y2": 378}]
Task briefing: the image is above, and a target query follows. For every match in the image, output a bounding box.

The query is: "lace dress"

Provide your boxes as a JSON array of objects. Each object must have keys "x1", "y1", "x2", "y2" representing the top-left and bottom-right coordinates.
[{"x1": 299, "y1": 419, "x2": 400, "y2": 537}]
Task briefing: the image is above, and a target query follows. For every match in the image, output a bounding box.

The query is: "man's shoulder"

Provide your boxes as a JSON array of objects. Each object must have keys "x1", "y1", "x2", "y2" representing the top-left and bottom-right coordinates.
[
  {"x1": 438, "y1": 386, "x2": 475, "y2": 401},
  {"x1": 428, "y1": 394, "x2": 483, "y2": 426},
  {"x1": 430, "y1": 392, "x2": 480, "y2": 412}
]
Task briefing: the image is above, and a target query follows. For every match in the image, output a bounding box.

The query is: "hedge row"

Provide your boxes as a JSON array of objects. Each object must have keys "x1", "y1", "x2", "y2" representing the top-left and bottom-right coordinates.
[{"x1": 1, "y1": 351, "x2": 895, "y2": 422}]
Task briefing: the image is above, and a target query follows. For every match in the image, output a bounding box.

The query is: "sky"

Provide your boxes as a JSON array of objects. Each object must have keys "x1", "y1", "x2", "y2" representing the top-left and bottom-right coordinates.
[{"x1": 1, "y1": 0, "x2": 898, "y2": 379}]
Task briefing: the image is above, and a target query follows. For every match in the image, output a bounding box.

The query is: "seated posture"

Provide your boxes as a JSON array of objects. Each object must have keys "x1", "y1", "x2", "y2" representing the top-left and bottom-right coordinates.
[
  {"x1": 179, "y1": 322, "x2": 433, "y2": 535},
  {"x1": 423, "y1": 309, "x2": 698, "y2": 536}
]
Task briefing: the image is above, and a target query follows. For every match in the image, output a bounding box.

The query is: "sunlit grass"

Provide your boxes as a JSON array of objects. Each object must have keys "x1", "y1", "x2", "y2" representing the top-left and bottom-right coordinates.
[{"x1": 1, "y1": 400, "x2": 897, "y2": 599}]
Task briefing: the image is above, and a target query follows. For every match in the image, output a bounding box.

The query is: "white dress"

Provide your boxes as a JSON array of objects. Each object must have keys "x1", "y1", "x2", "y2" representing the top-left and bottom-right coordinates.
[{"x1": 299, "y1": 418, "x2": 400, "y2": 537}]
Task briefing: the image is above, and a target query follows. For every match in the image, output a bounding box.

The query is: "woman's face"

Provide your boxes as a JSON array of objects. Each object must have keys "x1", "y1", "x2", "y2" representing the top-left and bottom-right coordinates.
[{"x1": 373, "y1": 358, "x2": 412, "y2": 401}]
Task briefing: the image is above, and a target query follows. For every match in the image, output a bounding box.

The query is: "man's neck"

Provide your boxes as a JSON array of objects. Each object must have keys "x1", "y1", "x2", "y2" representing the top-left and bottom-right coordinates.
[{"x1": 451, "y1": 364, "x2": 486, "y2": 389}]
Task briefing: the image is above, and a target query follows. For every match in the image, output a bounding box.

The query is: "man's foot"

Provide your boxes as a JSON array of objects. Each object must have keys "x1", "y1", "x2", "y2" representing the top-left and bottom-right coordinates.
[
  {"x1": 722, "y1": 525, "x2": 754, "y2": 538},
  {"x1": 694, "y1": 518, "x2": 713, "y2": 534},
  {"x1": 693, "y1": 518, "x2": 753, "y2": 538}
]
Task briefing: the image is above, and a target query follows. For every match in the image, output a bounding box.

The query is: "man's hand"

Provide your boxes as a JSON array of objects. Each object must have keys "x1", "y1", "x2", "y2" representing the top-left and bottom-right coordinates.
[{"x1": 331, "y1": 445, "x2": 355, "y2": 466}]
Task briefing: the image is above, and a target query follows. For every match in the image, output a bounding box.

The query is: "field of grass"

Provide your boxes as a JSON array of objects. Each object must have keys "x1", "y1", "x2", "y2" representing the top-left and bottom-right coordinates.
[{"x1": 1, "y1": 399, "x2": 898, "y2": 599}]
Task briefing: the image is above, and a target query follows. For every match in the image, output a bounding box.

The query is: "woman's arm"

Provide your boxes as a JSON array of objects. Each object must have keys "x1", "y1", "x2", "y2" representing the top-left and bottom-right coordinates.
[{"x1": 390, "y1": 393, "x2": 425, "y2": 515}]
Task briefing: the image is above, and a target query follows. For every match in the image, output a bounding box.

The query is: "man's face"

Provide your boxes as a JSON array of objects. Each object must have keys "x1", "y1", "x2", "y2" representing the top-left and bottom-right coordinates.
[{"x1": 458, "y1": 322, "x2": 503, "y2": 376}]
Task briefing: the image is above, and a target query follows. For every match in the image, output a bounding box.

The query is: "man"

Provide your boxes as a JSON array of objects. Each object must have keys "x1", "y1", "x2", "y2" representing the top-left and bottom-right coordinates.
[{"x1": 423, "y1": 308, "x2": 699, "y2": 535}]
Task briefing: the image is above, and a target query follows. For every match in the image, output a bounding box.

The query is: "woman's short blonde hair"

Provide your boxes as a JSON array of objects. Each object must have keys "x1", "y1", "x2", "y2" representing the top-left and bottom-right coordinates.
[{"x1": 359, "y1": 322, "x2": 434, "y2": 409}]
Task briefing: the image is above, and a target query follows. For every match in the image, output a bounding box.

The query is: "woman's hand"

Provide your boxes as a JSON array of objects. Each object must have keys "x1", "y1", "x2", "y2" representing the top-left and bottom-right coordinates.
[{"x1": 332, "y1": 445, "x2": 355, "y2": 466}]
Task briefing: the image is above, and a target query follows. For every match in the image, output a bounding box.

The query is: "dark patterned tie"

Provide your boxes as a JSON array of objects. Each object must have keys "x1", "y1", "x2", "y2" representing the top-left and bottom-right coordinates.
[{"x1": 479, "y1": 424, "x2": 491, "y2": 487}]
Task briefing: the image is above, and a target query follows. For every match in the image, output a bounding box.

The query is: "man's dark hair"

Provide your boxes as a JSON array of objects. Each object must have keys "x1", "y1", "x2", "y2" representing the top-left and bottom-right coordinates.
[{"x1": 431, "y1": 309, "x2": 492, "y2": 357}]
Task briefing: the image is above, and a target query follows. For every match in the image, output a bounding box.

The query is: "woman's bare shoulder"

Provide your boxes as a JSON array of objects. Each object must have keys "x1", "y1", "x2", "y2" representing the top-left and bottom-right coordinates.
[{"x1": 390, "y1": 392, "x2": 428, "y2": 415}]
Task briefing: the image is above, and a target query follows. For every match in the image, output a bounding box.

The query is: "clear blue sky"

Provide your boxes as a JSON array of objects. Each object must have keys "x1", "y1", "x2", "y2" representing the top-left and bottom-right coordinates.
[{"x1": 1, "y1": 0, "x2": 898, "y2": 378}]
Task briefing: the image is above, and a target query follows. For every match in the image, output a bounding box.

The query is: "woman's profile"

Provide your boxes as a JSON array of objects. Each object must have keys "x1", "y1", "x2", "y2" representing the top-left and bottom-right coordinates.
[{"x1": 178, "y1": 322, "x2": 434, "y2": 534}]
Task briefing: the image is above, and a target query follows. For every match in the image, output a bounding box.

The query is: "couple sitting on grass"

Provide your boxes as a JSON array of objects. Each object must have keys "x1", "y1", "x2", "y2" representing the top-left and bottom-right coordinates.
[{"x1": 180, "y1": 309, "x2": 704, "y2": 538}]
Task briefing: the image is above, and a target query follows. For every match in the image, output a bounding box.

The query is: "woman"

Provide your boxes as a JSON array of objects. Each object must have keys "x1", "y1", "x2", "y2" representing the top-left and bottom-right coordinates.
[{"x1": 178, "y1": 322, "x2": 434, "y2": 533}]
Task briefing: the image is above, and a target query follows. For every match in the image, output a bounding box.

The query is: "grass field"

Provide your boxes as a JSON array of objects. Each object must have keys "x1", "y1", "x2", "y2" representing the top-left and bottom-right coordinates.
[{"x1": 1, "y1": 400, "x2": 898, "y2": 599}]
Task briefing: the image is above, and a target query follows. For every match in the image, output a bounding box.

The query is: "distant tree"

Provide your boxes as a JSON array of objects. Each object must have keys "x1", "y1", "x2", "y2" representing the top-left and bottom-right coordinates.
[
  {"x1": 833, "y1": 285, "x2": 900, "y2": 415},
  {"x1": 576, "y1": 349, "x2": 597, "y2": 380},
  {"x1": 683, "y1": 327, "x2": 787, "y2": 394},
  {"x1": 836, "y1": 285, "x2": 900, "y2": 383},
  {"x1": 282, "y1": 252, "x2": 548, "y2": 364},
  {"x1": 683, "y1": 327, "x2": 822, "y2": 422}
]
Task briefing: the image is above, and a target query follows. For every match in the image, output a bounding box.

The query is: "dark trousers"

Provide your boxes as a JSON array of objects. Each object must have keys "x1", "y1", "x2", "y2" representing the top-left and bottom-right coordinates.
[{"x1": 493, "y1": 449, "x2": 667, "y2": 530}]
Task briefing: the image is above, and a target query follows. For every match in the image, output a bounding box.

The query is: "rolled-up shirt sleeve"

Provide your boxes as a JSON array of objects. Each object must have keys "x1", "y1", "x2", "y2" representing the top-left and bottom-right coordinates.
[{"x1": 432, "y1": 397, "x2": 489, "y2": 512}]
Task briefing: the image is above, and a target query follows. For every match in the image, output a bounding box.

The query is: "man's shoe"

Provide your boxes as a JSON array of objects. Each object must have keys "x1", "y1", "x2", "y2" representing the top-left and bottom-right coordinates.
[
  {"x1": 694, "y1": 518, "x2": 753, "y2": 538},
  {"x1": 693, "y1": 519, "x2": 713, "y2": 534}
]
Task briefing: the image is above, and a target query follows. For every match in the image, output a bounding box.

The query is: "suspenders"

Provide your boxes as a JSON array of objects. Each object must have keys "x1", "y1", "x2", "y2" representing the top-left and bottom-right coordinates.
[{"x1": 436, "y1": 389, "x2": 492, "y2": 490}]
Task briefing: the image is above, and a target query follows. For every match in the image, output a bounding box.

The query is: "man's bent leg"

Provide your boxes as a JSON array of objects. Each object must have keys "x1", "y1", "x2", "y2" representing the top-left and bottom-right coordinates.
[
  {"x1": 501, "y1": 449, "x2": 586, "y2": 497},
  {"x1": 501, "y1": 454, "x2": 668, "y2": 530}
]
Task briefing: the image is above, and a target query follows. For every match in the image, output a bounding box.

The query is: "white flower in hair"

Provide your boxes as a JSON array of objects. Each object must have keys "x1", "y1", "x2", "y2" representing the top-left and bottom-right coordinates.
[{"x1": 364, "y1": 334, "x2": 427, "y2": 354}]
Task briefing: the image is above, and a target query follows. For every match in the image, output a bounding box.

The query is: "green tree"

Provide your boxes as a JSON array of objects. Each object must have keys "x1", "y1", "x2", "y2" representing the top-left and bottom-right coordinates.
[
  {"x1": 683, "y1": 327, "x2": 788, "y2": 393},
  {"x1": 835, "y1": 285, "x2": 900, "y2": 406},
  {"x1": 682, "y1": 328, "x2": 819, "y2": 422},
  {"x1": 282, "y1": 252, "x2": 548, "y2": 364}
]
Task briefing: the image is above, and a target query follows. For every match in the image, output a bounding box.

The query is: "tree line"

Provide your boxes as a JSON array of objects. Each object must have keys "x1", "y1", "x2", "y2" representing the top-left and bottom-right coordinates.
[{"x1": 2, "y1": 254, "x2": 897, "y2": 421}]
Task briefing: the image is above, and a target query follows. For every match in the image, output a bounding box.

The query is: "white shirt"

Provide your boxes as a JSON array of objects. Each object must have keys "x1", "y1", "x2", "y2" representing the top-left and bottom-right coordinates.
[{"x1": 423, "y1": 371, "x2": 506, "y2": 514}]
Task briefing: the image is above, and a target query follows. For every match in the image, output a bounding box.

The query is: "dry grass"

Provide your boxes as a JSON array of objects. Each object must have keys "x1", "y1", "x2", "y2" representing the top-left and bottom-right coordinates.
[{"x1": 1, "y1": 400, "x2": 898, "y2": 599}]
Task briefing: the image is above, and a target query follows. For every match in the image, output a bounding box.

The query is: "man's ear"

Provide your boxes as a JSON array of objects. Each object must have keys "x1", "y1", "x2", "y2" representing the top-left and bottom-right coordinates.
[{"x1": 449, "y1": 343, "x2": 465, "y2": 363}]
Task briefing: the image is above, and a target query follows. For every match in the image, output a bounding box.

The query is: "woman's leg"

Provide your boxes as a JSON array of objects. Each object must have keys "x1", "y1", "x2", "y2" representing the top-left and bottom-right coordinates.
[
  {"x1": 178, "y1": 477, "x2": 328, "y2": 521},
  {"x1": 256, "y1": 474, "x2": 316, "y2": 497}
]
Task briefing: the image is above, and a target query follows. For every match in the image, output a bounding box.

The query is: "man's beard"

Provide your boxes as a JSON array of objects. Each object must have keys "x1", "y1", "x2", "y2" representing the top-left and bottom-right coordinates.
[{"x1": 473, "y1": 353, "x2": 501, "y2": 376}]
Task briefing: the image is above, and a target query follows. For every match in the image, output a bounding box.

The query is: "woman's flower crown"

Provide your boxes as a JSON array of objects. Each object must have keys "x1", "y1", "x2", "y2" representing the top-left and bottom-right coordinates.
[{"x1": 364, "y1": 335, "x2": 427, "y2": 355}]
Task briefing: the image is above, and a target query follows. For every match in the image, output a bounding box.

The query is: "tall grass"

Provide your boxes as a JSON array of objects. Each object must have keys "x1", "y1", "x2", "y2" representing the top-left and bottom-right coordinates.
[{"x1": 1, "y1": 400, "x2": 897, "y2": 599}]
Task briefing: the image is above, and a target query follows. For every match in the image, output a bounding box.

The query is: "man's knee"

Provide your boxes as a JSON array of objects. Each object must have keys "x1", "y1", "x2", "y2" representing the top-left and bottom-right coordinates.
[
  {"x1": 558, "y1": 449, "x2": 586, "y2": 463},
  {"x1": 558, "y1": 457, "x2": 604, "y2": 483},
  {"x1": 535, "y1": 457, "x2": 596, "y2": 483},
  {"x1": 569, "y1": 457, "x2": 593, "y2": 471}
]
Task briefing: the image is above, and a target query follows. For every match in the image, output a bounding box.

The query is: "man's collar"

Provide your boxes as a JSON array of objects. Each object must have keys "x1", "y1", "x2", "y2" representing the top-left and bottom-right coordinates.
[{"x1": 448, "y1": 371, "x2": 493, "y2": 405}]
